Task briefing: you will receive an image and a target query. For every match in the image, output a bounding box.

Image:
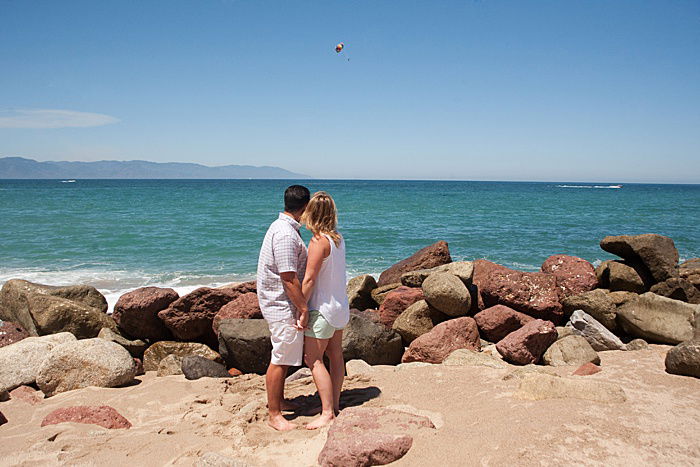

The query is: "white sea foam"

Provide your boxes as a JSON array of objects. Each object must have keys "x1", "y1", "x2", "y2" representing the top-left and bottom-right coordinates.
[{"x1": 556, "y1": 185, "x2": 622, "y2": 189}]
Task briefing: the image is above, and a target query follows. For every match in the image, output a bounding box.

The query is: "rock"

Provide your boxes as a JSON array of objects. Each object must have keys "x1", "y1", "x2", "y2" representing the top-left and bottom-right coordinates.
[
  {"x1": 133, "y1": 358, "x2": 144, "y2": 376},
  {"x1": 616, "y1": 292, "x2": 698, "y2": 344},
  {"x1": 474, "y1": 305, "x2": 534, "y2": 343},
  {"x1": 600, "y1": 233, "x2": 679, "y2": 283},
  {"x1": 317, "y1": 406, "x2": 435, "y2": 467},
  {"x1": 9, "y1": 385, "x2": 43, "y2": 405},
  {"x1": 573, "y1": 362, "x2": 602, "y2": 376},
  {"x1": 41, "y1": 406, "x2": 131, "y2": 429},
  {"x1": 157, "y1": 354, "x2": 184, "y2": 376},
  {"x1": 472, "y1": 260, "x2": 563, "y2": 323},
  {"x1": 0, "y1": 320, "x2": 29, "y2": 348},
  {"x1": 606, "y1": 260, "x2": 650, "y2": 293},
  {"x1": 377, "y1": 241, "x2": 452, "y2": 287},
  {"x1": 496, "y1": 319, "x2": 558, "y2": 365},
  {"x1": 228, "y1": 368, "x2": 243, "y2": 377},
  {"x1": 158, "y1": 287, "x2": 239, "y2": 341},
  {"x1": 421, "y1": 272, "x2": 471, "y2": 317},
  {"x1": 345, "y1": 359, "x2": 373, "y2": 376},
  {"x1": 566, "y1": 310, "x2": 626, "y2": 351},
  {"x1": 595, "y1": 260, "x2": 613, "y2": 288},
  {"x1": 213, "y1": 293, "x2": 262, "y2": 335},
  {"x1": 679, "y1": 259, "x2": 700, "y2": 293},
  {"x1": 36, "y1": 338, "x2": 137, "y2": 397},
  {"x1": 286, "y1": 367, "x2": 311, "y2": 383},
  {"x1": 401, "y1": 261, "x2": 474, "y2": 288},
  {"x1": 650, "y1": 278, "x2": 700, "y2": 304},
  {"x1": 217, "y1": 319, "x2": 272, "y2": 374},
  {"x1": 442, "y1": 348, "x2": 509, "y2": 369},
  {"x1": 343, "y1": 311, "x2": 404, "y2": 365},
  {"x1": 542, "y1": 335, "x2": 601, "y2": 367},
  {"x1": 626, "y1": 339, "x2": 649, "y2": 351},
  {"x1": 346, "y1": 275, "x2": 378, "y2": 311},
  {"x1": 0, "y1": 410, "x2": 6, "y2": 426},
  {"x1": 392, "y1": 300, "x2": 445, "y2": 344},
  {"x1": 97, "y1": 327, "x2": 147, "y2": 358},
  {"x1": 514, "y1": 373, "x2": 626, "y2": 402},
  {"x1": 556, "y1": 326, "x2": 575, "y2": 340},
  {"x1": 378, "y1": 286, "x2": 424, "y2": 328},
  {"x1": 182, "y1": 355, "x2": 230, "y2": 380},
  {"x1": 0, "y1": 332, "x2": 76, "y2": 393},
  {"x1": 607, "y1": 290, "x2": 639, "y2": 307},
  {"x1": 370, "y1": 283, "x2": 401, "y2": 306},
  {"x1": 541, "y1": 255, "x2": 597, "y2": 298},
  {"x1": 0, "y1": 279, "x2": 115, "y2": 338},
  {"x1": 112, "y1": 287, "x2": 178, "y2": 340},
  {"x1": 561, "y1": 289, "x2": 617, "y2": 331},
  {"x1": 143, "y1": 341, "x2": 222, "y2": 371},
  {"x1": 401, "y1": 317, "x2": 480, "y2": 364},
  {"x1": 665, "y1": 339, "x2": 700, "y2": 378}
]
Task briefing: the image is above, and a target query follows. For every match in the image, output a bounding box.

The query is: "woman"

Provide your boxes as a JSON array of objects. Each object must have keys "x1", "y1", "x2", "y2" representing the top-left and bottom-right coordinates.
[{"x1": 300, "y1": 191, "x2": 350, "y2": 430}]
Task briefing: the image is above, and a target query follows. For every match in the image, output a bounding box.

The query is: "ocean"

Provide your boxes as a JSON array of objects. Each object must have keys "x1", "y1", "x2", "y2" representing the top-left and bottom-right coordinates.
[{"x1": 1, "y1": 179, "x2": 698, "y2": 312}]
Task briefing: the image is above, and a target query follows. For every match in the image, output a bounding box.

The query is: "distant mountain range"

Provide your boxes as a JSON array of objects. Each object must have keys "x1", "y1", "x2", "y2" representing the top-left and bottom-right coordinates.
[{"x1": 0, "y1": 157, "x2": 309, "y2": 179}]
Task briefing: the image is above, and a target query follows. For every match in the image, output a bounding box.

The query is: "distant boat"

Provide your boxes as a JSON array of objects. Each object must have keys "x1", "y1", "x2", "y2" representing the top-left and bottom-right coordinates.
[
  {"x1": 557, "y1": 184, "x2": 622, "y2": 189},
  {"x1": 610, "y1": 184, "x2": 623, "y2": 188},
  {"x1": 61, "y1": 180, "x2": 76, "y2": 183}
]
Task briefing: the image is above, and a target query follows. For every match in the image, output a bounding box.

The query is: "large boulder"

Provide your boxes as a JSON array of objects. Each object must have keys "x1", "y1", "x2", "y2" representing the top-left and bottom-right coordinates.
[
  {"x1": 401, "y1": 261, "x2": 474, "y2": 288},
  {"x1": 143, "y1": 341, "x2": 222, "y2": 371},
  {"x1": 561, "y1": 289, "x2": 618, "y2": 331},
  {"x1": 472, "y1": 260, "x2": 563, "y2": 323},
  {"x1": 542, "y1": 335, "x2": 601, "y2": 367},
  {"x1": 112, "y1": 287, "x2": 178, "y2": 340},
  {"x1": 377, "y1": 286, "x2": 424, "y2": 328},
  {"x1": 679, "y1": 259, "x2": 700, "y2": 293},
  {"x1": 401, "y1": 317, "x2": 480, "y2": 364},
  {"x1": 496, "y1": 319, "x2": 558, "y2": 365},
  {"x1": 474, "y1": 305, "x2": 534, "y2": 343},
  {"x1": 0, "y1": 332, "x2": 76, "y2": 393},
  {"x1": 158, "y1": 287, "x2": 239, "y2": 341},
  {"x1": 181, "y1": 355, "x2": 230, "y2": 380},
  {"x1": 616, "y1": 292, "x2": 698, "y2": 344},
  {"x1": 541, "y1": 255, "x2": 597, "y2": 298},
  {"x1": 421, "y1": 272, "x2": 471, "y2": 317},
  {"x1": 212, "y1": 292, "x2": 262, "y2": 335},
  {"x1": 41, "y1": 406, "x2": 131, "y2": 429},
  {"x1": 600, "y1": 234, "x2": 679, "y2": 283},
  {"x1": 392, "y1": 300, "x2": 445, "y2": 344},
  {"x1": 36, "y1": 338, "x2": 137, "y2": 397},
  {"x1": 665, "y1": 339, "x2": 700, "y2": 379},
  {"x1": 0, "y1": 279, "x2": 114, "y2": 338},
  {"x1": 318, "y1": 407, "x2": 435, "y2": 467},
  {"x1": 377, "y1": 241, "x2": 452, "y2": 287},
  {"x1": 217, "y1": 319, "x2": 272, "y2": 374},
  {"x1": 566, "y1": 310, "x2": 625, "y2": 351},
  {"x1": 370, "y1": 283, "x2": 401, "y2": 306},
  {"x1": 0, "y1": 320, "x2": 29, "y2": 348},
  {"x1": 97, "y1": 327, "x2": 147, "y2": 358},
  {"x1": 606, "y1": 260, "x2": 650, "y2": 293},
  {"x1": 650, "y1": 278, "x2": 700, "y2": 304},
  {"x1": 346, "y1": 275, "x2": 378, "y2": 311},
  {"x1": 343, "y1": 311, "x2": 404, "y2": 365}
]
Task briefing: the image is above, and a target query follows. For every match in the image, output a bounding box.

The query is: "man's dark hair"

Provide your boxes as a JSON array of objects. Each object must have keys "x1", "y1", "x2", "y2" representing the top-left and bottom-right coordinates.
[{"x1": 284, "y1": 185, "x2": 310, "y2": 212}]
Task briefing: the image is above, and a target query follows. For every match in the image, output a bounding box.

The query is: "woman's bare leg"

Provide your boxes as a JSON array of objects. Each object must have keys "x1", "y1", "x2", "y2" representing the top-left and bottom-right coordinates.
[
  {"x1": 325, "y1": 330, "x2": 345, "y2": 413},
  {"x1": 304, "y1": 336, "x2": 335, "y2": 429}
]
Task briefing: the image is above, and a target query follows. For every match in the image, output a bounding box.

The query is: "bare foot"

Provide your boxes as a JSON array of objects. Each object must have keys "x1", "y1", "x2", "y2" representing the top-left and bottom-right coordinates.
[
  {"x1": 268, "y1": 413, "x2": 297, "y2": 431},
  {"x1": 306, "y1": 412, "x2": 335, "y2": 430}
]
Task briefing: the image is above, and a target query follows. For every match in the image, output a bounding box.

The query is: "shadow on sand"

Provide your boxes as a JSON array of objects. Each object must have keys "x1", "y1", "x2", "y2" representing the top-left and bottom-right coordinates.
[{"x1": 285, "y1": 386, "x2": 381, "y2": 419}]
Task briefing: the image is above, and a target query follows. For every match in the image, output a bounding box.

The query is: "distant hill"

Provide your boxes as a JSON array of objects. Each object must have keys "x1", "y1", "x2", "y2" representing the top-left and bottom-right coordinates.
[{"x1": 0, "y1": 157, "x2": 310, "y2": 179}]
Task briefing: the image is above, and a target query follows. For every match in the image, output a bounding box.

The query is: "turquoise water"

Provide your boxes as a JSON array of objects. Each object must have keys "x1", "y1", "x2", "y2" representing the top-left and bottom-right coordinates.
[{"x1": 1, "y1": 179, "x2": 698, "y2": 310}]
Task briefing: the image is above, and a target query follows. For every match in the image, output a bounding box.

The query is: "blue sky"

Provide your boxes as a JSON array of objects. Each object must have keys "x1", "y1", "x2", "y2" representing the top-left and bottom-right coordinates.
[{"x1": 1, "y1": 0, "x2": 699, "y2": 182}]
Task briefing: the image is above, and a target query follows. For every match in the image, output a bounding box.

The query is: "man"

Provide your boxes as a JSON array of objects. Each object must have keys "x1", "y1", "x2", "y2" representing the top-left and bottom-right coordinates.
[{"x1": 257, "y1": 184, "x2": 310, "y2": 431}]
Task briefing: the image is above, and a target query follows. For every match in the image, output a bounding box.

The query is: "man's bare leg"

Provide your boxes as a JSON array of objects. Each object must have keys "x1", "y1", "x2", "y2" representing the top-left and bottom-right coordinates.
[{"x1": 266, "y1": 363, "x2": 296, "y2": 431}]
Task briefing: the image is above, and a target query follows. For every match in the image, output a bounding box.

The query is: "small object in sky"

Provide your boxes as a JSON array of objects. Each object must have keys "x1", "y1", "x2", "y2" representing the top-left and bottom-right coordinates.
[{"x1": 335, "y1": 42, "x2": 344, "y2": 53}]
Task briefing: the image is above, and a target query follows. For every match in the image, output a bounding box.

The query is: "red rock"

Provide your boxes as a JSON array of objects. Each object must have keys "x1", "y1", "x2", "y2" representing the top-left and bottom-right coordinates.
[
  {"x1": 377, "y1": 241, "x2": 452, "y2": 287},
  {"x1": 378, "y1": 286, "x2": 424, "y2": 329},
  {"x1": 112, "y1": 287, "x2": 179, "y2": 340},
  {"x1": 133, "y1": 358, "x2": 145, "y2": 376},
  {"x1": 0, "y1": 320, "x2": 30, "y2": 348},
  {"x1": 541, "y1": 254, "x2": 598, "y2": 299},
  {"x1": 318, "y1": 407, "x2": 434, "y2": 467},
  {"x1": 228, "y1": 368, "x2": 243, "y2": 377},
  {"x1": 474, "y1": 305, "x2": 534, "y2": 343},
  {"x1": 41, "y1": 406, "x2": 131, "y2": 429},
  {"x1": 0, "y1": 410, "x2": 6, "y2": 426},
  {"x1": 496, "y1": 319, "x2": 558, "y2": 365},
  {"x1": 573, "y1": 362, "x2": 602, "y2": 376},
  {"x1": 9, "y1": 385, "x2": 43, "y2": 405},
  {"x1": 158, "y1": 287, "x2": 239, "y2": 341},
  {"x1": 402, "y1": 317, "x2": 480, "y2": 364},
  {"x1": 472, "y1": 260, "x2": 563, "y2": 323},
  {"x1": 213, "y1": 292, "x2": 262, "y2": 335}
]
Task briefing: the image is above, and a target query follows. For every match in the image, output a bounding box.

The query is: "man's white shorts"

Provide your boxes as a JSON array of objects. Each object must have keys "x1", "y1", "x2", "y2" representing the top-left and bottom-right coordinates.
[{"x1": 267, "y1": 318, "x2": 304, "y2": 366}]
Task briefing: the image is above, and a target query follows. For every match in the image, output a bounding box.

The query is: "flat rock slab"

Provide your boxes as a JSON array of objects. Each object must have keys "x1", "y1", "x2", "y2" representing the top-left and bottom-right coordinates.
[
  {"x1": 617, "y1": 292, "x2": 698, "y2": 344},
  {"x1": 41, "y1": 406, "x2": 131, "y2": 429},
  {"x1": 514, "y1": 373, "x2": 627, "y2": 403},
  {"x1": 442, "y1": 349, "x2": 509, "y2": 369}
]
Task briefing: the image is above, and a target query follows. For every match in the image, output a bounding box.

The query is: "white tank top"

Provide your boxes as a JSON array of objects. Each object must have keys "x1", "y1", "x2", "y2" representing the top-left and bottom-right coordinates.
[{"x1": 308, "y1": 234, "x2": 350, "y2": 329}]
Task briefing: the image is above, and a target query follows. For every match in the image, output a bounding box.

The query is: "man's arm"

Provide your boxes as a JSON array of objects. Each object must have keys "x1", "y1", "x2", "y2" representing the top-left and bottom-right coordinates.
[{"x1": 280, "y1": 271, "x2": 308, "y2": 330}]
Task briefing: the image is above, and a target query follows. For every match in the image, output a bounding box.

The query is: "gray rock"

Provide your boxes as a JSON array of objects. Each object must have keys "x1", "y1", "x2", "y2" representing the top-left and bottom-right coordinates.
[
  {"x1": 36, "y1": 338, "x2": 137, "y2": 396},
  {"x1": 561, "y1": 289, "x2": 617, "y2": 331},
  {"x1": 665, "y1": 339, "x2": 700, "y2": 379},
  {"x1": 567, "y1": 310, "x2": 626, "y2": 351},
  {"x1": 346, "y1": 275, "x2": 378, "y2": 311},
  {"x1": 555, "y1": 326, "x2": 575, "y2": 340},
  {"x1": 625, "y1": 338, "x2": 649, "y2": 351},
  {"x1": 650, "y1": 278, "x2": 700, "y2": 304},
  {"x1": 514, "y1": 373, "x2": 626, "y2": 402},
  {"x1": 606, "y1": 260, "x2": 649, "y2": 293},
  {"x1": 542, "y1": 335, "x2": 601, "y2": 367},
  {"x1": 616, "y1": 292, "x2": 698, "y2": 344},
  {"x1": 217, "y1": 319, "x2": 272, "y2": 374},
  {"x1": 391, "y1": 300, "x2": 444, "y2": 344},
  {"x1": 143, "y1": 341, "x2": 222, "y2": 372},
  {"x1": 0, "y1": 332, "x2": 76, "y2": 393},
  {"x1": 182, "y1": 355, "x2": 229, "y2": 380},
  {"x1": 600, "y1": 233, "x2": 679, "y2": 283},
  {"x1": 343, "y1": 311, "x2": 404, "y2": 365},
  {"x1": 97, "y1": 327, "x2": 147, "y2": 358},
  {"x1": 157, "y1": 354, "x2": 184, "y2": 376},
  {"x1": 607, "y1": 290, "x2": 639, "y2": 307},
  {"x1": 286, "y1": 367, "x2": 312, "y2": 383},
  {"x1": 403, "y1": 262, "x2": 475, "y2": 288},
  {"x1": 421, "y1": 272, "x2": 471, "y2": 317}
]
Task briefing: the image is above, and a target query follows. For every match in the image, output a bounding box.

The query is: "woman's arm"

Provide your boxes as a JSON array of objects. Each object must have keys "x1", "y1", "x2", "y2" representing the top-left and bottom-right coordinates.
[{"x1": 302, "y1": 235, "x2": 330, "y2": 301}]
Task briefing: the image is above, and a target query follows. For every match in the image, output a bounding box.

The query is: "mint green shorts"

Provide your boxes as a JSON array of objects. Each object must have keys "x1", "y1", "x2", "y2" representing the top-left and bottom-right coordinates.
[{"x1": 304, "y1": 309, "x2": 341, "y2": 339}]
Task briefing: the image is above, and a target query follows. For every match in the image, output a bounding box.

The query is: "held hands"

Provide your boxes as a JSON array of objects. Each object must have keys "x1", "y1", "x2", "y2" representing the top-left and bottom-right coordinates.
[{"x1": 295, "y1": 308, "x2": 309, "y2": 331}]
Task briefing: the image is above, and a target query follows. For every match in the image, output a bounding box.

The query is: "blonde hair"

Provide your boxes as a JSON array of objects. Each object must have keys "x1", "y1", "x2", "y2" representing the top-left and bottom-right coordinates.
[{"x1": 301, "y1": 191, "x2": 342, "y2": 247}]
